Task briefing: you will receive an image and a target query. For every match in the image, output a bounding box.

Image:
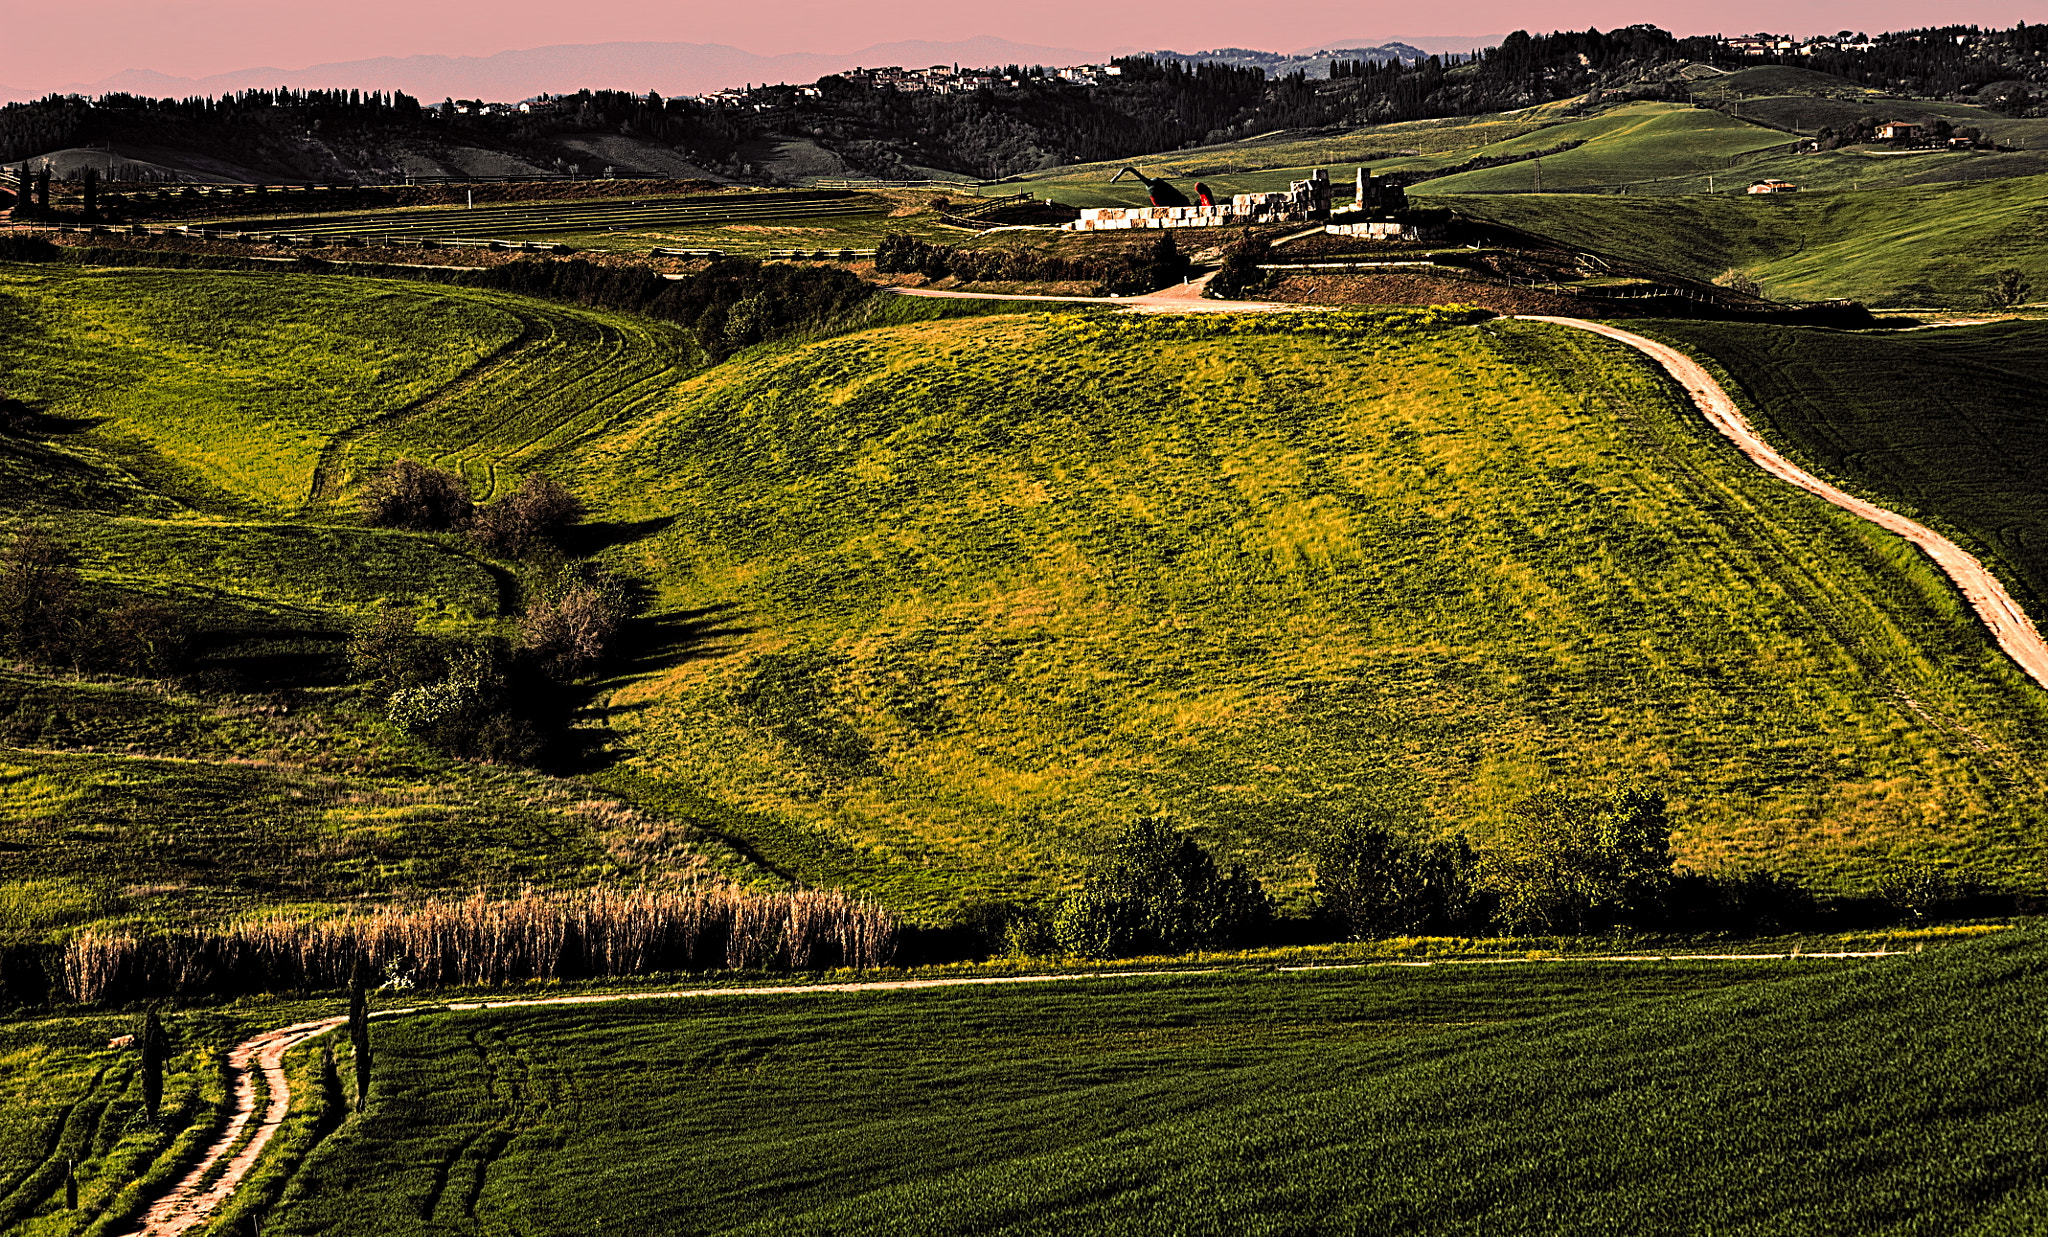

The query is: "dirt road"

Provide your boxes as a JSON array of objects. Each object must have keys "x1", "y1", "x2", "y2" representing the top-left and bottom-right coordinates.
[
  {"x1": 890, "y1": 270, "x2": 1297, "y2": 314},
  {"x1": 123, "y1": 1017, "x2": 346, "y2": 1236},
  {"x1": 1522, "y1": 315, "x2": 2048, "y2": 692}
]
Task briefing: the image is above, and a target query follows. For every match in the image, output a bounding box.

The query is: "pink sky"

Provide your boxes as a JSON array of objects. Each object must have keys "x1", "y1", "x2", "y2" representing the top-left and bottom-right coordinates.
[{"x1": 4, "y1": 0, "x2": 2033, "y2": 93}]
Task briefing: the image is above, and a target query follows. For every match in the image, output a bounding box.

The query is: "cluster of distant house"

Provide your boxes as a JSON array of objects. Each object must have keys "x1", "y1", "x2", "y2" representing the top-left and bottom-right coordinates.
[
  {"x1": 1721, "y1": 33, "x2": 1881, "y2": 56},
  {"x1": 685, "y1": 63, "x2": 1125, "y2": 107},
  {"x1": 432, "y1": 97, "x2": 559, "y2": 117}
]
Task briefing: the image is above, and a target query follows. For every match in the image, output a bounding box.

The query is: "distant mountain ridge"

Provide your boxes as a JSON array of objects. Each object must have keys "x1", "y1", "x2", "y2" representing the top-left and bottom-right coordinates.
[{"x1": 0, "y1": 37, "x2": 1112, "y2": 106}]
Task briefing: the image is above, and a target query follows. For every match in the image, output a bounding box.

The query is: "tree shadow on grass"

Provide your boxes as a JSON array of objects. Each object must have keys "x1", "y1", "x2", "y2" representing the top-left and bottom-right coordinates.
[
  {"x1": 551, "y1": 602, "x2": 758, "y2": 773},
  {"x1": 561, "y1": 514, "x2": 677, "y2": 557}
]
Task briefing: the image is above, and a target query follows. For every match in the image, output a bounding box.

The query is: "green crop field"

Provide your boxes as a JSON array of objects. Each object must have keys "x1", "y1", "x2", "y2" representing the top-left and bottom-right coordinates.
[
  {"x1": 1439, "y1": 171, "x2": 2048, "y2": 306},
  {"x1": 25, "y1": 927, "x2": 2013, "y2": 1235},
  {"x1": 558, "y1": 309, "x2": 2048, "y2": 916}
]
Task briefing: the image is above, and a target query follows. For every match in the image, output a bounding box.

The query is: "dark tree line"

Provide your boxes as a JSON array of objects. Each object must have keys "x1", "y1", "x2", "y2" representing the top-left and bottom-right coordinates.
[
  {"x1": 452, "y1": 257, "x2": 873, "y2": 358},
  {"x1": 874, "y1": 232, "x2": 1189, "y2": 294},
  {"x1": 1736, "y1": 24, "x2": 2048, "y2": 112},
  {"x1": 0, "y1": 86, "x2": 756, "y2": 180},
  {"x1": 756, "y1": 57, "x2": 1266, "y2": 178}
]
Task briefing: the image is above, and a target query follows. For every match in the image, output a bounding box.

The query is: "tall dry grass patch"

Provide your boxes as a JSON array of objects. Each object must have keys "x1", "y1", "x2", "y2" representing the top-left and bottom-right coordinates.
[{"x1": 61, "y1": 888, "x2": 897, "y2": 1003}]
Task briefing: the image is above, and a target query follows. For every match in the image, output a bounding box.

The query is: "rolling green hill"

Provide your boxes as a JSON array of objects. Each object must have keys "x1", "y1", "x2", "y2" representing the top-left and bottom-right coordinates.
[
  {"x1": 1439, "y1": 172, "x2": 2048, "y2": 306},
  {"x1": 1413, "y1": 103, "x2": 1796, "y2": 194},
  {"x1": 0, "y1": 266, "x2": 750, "y2": 934},
  {"x1": 151, "y1": 928, "x2": 2048, "y2": 1235},
  {"x1": 566, "y1": 309, "x2": 2048, "y2": 915},
  {"x1": 5, "y1": 263, "x2": 2048, "y2": 935}
]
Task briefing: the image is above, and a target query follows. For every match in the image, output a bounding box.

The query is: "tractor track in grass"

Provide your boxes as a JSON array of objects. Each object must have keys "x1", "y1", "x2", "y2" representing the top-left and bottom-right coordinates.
[
  {"x1": 124, "y1": 949, "x2": 1910, "y2": 1235},
  {"x1": 297, "y1": 312, "x2": 551, "y2": 517},
  {"x1": 1522, "y1": 316, "x2": 2048, "y2": 693}
]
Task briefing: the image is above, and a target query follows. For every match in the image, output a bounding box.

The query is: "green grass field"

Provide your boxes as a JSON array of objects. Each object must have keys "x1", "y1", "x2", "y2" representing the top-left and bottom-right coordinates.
[
  {"x1": 560, "y1": 309, "x2": 2048, "y2": 916},
  {"x1": 98, "y1": 927, "x2": 2031, "y2": 1235},
  {"x1": 1439, "y1": 171, "x2": 2048, "y2": 306}
]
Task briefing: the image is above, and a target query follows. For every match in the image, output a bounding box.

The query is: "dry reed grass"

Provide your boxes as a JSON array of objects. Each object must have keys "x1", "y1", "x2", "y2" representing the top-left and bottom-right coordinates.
[{"x1": 61, "y1": 887, "x2": 897, "y2": 1002}]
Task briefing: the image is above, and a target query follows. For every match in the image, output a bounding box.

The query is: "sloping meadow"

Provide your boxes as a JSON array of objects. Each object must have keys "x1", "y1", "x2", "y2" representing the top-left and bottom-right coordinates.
[{"x1": 574, "y1": 308, "x2": 2048, "y2": 916}]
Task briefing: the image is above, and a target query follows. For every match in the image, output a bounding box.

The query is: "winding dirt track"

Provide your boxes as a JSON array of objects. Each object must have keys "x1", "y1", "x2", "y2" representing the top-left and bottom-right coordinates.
[
  {"x1": 126, "y1": 950, "x2": 1909, "y2": 1235},
  {"x1": 1521, "y1": 315, "x2": 2048, "y2": 693},
  {"x1": 124, "y1": 1018, "x2": 346, "y2": 1236}
]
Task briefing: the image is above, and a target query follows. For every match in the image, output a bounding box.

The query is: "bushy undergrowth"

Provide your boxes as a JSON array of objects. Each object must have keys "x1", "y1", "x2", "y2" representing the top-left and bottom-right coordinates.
[{"x1": 60, "y1": 887, "x2": 898, "y2": 1002}]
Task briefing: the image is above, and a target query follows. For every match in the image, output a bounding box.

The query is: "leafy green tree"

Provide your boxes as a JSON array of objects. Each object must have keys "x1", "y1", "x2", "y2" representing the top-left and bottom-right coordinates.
[
  {"x1": 1477, "y1": 789, "x2": 1673, "y2": 933},
  {"x1": 1208, "y1": 233, "x2": 1272, "y2": 299},
  {"x1": 1051, "y1": 818, "x2": 1271, "y2": 957},
  {"x1": 1314, "y1": 821, "x2": 1485, "y2": 938}
]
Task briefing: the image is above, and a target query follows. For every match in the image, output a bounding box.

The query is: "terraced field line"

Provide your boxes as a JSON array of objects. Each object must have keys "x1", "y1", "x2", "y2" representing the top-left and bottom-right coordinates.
[
  {"x1": 298, "y1": 313, "x2": 548, "y2": 516},
  {"x1": 132, "y1": 949, "x2": 1911, "y2": 1234},
  {"x1": 124, "y1": 1017, "x2": 345, "y2": 1237},
  {"x1": 1523, "y1": 315, "x2": 2048, "y2": 693}
]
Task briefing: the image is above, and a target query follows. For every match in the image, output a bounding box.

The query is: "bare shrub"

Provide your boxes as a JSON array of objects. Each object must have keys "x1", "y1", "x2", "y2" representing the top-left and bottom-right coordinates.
[
  {"x1": 101, "y1": 599, "x2": 193, "y2": 675},
  {"x1": 471, "y1": 474, "x2": 586, "y2": 558},
  {"x1": 60, "y1": 888, "x2": 900, "y2": 1002},
  {"x1": 0, "y1": 525, "x2": 83, "y2": 663},
  {"x1": 520, "y1": 583, "x2": 623, "y2": 679},
  {"x1": 358, "y1": 460, "x2": 473, "y2": 531}
]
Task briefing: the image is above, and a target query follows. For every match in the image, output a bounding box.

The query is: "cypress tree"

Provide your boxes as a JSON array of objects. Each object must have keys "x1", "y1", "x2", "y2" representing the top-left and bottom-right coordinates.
[
  {"x1": 347, "y1": 962, "x2": 372, "y2": 1110},
  {"x1": 139, "y1": 1010, "x2": 167, "y2": 1124}
]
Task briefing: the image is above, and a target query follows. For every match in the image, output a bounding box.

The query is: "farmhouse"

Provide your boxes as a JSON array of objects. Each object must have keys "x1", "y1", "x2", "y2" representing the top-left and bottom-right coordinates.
[
  {"x1": 1748, "y1": 180, "x2": 1799, "y2": 194},
  {"x1": 1876, "y1": 121, "x2": 1920, "y2": 140}
]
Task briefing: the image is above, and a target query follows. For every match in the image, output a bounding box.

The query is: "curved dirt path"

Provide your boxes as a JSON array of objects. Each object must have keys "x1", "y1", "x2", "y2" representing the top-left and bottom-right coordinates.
[
  {"x1": 889, "y1": 271, "x2": 1297, "y2": 314},
  {"x1": 124, "y1": 1017, "x2": 346, "y2": 1236},
  {"x1": 1522, "y1": 315, "x2": 2048, "y2": 693},
  {"x1": 127, "y1": 948, "x2": 1908, "y2": 1234}
]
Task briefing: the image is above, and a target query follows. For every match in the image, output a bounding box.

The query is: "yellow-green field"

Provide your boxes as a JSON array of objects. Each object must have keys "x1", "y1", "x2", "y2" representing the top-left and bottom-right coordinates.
[
  {"x1": 566, "y1": 309, "x2": 2048, "y2": 915},
  {"x1": 4, "y1": 263, "x2": 2048, "y2": 932}
]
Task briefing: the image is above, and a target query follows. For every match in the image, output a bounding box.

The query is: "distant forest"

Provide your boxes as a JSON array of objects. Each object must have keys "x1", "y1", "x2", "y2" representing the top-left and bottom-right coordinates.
[{"x1": 5, "y1": 21, "x2": 2048, "y2": 181}]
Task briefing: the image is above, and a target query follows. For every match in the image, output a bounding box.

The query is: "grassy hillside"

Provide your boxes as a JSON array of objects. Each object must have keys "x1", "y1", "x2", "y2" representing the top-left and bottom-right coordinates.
[
  {"x1": 1415, "y1": 103, "x2": 1794, "y2": 194},
  {"x1": 1652, "y1": 319, "x2": 2048, "y2": 611},
  {"x1": 7, "y1": 264, "x2": 2048, "y2": 934},
  {"x1": 1439, "y1": 172, "x2": 2048, "y2": 306},
  {"x1": 0, "y1": 265, "x2": 756, "y2": 934},
  {"x1": 197, "y1": 929, "x2": 2048, "y2": 1235},
  {"x1": 563, "y1": 309, "x2": 2048, "y2": 915}
]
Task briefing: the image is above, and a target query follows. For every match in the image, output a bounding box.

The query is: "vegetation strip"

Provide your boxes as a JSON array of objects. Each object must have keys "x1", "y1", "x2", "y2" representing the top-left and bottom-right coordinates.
[
  {"x1": 1520, "y1": 315, "x2": 2048, "y2": 692},
  {"x1": 131, "y1": 950, "x2": 1906, "y2": 1234}
]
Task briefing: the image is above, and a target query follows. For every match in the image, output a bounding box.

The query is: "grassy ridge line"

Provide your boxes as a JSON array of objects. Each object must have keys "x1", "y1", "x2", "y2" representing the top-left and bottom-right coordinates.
[
  {"x1": 241, "y1": 928, "x2": 2048, "y2": 1235},
  {"x1": 1438, "y1": 174, "x2": 2048, "y2": 306},
  {"x1": 569, "y1": 309, "x2": 2048, "y2": 914}
]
